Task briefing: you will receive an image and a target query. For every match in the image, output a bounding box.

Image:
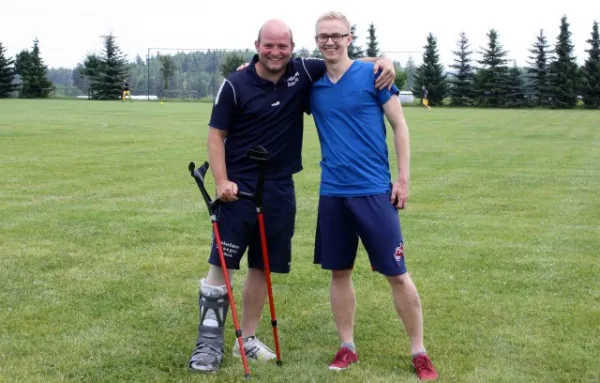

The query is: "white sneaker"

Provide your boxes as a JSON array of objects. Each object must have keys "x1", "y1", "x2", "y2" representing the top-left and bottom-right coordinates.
[{"x1": 233, "y1": 336, "x2": 276, "y2": 361}]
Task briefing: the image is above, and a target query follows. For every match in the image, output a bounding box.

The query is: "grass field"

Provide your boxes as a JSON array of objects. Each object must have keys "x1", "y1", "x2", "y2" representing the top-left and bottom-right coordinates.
[{"x1": 1, "y1": 99, "x2": 599, "y2": 383}]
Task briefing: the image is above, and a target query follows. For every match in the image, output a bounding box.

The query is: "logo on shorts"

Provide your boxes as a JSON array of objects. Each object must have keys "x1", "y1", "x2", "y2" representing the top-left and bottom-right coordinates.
[{"x1": 393, "y1": 244, "x2": 404, "y2": 263}]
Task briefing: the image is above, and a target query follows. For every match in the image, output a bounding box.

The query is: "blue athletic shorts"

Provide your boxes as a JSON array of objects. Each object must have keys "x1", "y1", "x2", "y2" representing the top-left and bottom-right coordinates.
[
  {"x1": 208, "y1": 177, "x2": 296, "y2": 273},
  {"x1": 313, "y1": 191, "x2": 407, "y2": 276}
]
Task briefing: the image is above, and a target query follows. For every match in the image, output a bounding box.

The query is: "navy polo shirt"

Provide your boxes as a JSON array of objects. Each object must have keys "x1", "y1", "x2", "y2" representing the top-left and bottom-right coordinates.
[{"x1": 208, "y1": 55, "x2": 326, "y2": 180}]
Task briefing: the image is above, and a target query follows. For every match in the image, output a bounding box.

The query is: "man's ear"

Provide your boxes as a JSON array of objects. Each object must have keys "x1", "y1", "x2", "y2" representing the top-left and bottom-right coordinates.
[
  {"x1": 254, "y1": 40, "x2": 260, "y2": 51},
  {"x1": 347, "y1": 34, "x2": 354, "y2": 46}
]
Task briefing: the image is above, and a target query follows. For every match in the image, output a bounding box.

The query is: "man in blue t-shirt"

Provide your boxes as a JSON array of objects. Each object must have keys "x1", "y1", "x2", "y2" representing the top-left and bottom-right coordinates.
[
  {"x1": 188, "y1": 18, "x2": 397, "y2": 373},
  {"x1": 308, "y1": 11, "x2": 439, "y2": 381}
]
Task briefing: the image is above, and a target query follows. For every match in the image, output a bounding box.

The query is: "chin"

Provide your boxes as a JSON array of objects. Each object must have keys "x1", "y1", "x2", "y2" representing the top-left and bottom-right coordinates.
[{"x1": 266, "y1": 64, "x2": 285, "y2": 73}]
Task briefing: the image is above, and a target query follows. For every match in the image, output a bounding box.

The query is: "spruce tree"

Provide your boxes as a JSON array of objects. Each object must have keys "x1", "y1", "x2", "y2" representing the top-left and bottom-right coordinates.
[
  {"x1": 475, "y1": 29, "x2": 509, "y2": 107},
  {"x1": 549, "y1": 16, "x2": 579, "y2": 108},
  {"x1": 219, "y1": 53, "x2": 244, "y2": 78},
  {"x1": 93, "y1": 33, "x2": 129, "y2": 100},
  {"x1": 449, "y1": 32, "x2": 475, "y2": 106},
  {"x1": 526, "y1": 29, "x2": 553, "y2": 107},
  {"x1": 160, "y1": 54, "x2": 176, "y2": 95},
  {"x1": 504, "y1": 63, "x2": 526, "y2": 107},
  {"x1": 81, "y1": 54, "x2": 103, "y2": 98},
  {"x1": 581, "y1": 21, "x2": 600, "y2": 109},
  {"x1": 0, "y1": 41, "x2": 17, "y2": 98},
  {"x1": 348, "y1": 24, "x2": 365, "y2": 59},
  {"x1": 411, "y1": 33, "x2": 448, "y2": 106},
  {"x1": 17, "y1": 39, "x2": 54, "y2": 98},
  {"x1": 366, "y1": 23, "x2": 380, "y2": 57}
]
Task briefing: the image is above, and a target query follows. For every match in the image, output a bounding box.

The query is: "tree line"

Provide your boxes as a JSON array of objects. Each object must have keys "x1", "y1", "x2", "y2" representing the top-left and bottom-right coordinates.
[
  {"x1": 0, "y1": 16, "x2": 599, "y2": 108},
  {"x1": 413, "y1": 16, "x2": 600, "y2": 108}
]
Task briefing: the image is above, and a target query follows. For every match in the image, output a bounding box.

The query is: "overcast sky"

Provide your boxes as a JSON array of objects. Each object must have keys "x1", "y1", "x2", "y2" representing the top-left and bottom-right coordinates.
[{"x1": 1, "y1": 0, "x2": 598, "y2": 69}]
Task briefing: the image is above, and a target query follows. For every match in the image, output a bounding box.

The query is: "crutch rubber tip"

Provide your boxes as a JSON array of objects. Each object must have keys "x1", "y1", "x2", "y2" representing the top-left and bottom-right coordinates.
[
  {"x1": 277, "y1": 360, "x2": 283, "y2": 367},
  {"x1": 245, "y1": 373, "x2": 251, "y2": 378}
]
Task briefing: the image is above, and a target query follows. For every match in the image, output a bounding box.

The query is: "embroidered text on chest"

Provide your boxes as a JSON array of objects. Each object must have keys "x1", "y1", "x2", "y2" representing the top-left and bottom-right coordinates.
[{"x1": 286, "y1": 71, "x2": 300, "y2": 87}]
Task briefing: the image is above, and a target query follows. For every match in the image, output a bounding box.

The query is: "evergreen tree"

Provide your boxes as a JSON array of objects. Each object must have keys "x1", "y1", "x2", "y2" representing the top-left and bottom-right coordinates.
[
  {"x1": 475, "y1": 29, "x2": 509, "y2": 107},
  {"x1": 159, "y1": 54, "x2": 176, "y2": 95},
  {"x1": 72, "y1": 62, "x2": 90, "y2": 93},
  {"x1": 504, "y1": 63, "x2": 526, "y2": 107},
  {"x1": 310, "y1": 47, "x2": 323, "y2": 59},
  {"x1": 526, "y1": 29, "x2": 553, "y2": 107},
  {"x1": 0, "y1": 41, "x2": 17, "y2": 98},
  {"x1": 411, "y1": 33, "x2": 448, "y2": 106},
  {"x1": 16, "y1": 39, "x2": 54, "y2": 98},
  {"x1": 348, "y1": 24, "x2": 365, "y2": 59},
  {"x1": 581, "y1": 21, "x2": 600, "y2": 109},
  {"x1": 80, "y1": 54, "x2": 104, "y2": 98},
  {"x1": 219, "y1": 52, "x2": 245, "y2": 78},
  {"x1": 93, "y1": 33, "x2": 129, "y2": 100},
  {"x1": 405, "y1": 56, "x2": 417, "y2": 91},
  {"x1": 549, "y1": 16, "x2": 579, "y2": 108},
  {"x1": 449, "y1": 32, "x2": 475, "y2": 106},
  {"x1": 394, "y1": 71, "x2": 408, "y2": 90},
  {"x1": 366, "y1": 23, "x2": 380, "y2": 57}
]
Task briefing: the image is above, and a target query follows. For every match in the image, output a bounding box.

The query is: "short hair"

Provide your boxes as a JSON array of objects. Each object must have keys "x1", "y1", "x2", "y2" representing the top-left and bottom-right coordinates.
[
  {"x1": 315, "y1": 11, "x2": 351, "y2": 35},
  {"x1": 257, "y1": 21, "x2": 294, "y2": 44}
]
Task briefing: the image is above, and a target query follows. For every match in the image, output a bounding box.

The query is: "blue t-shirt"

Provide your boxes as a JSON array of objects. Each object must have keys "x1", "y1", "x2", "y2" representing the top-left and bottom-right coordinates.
[
  {"x1": 310, "y1": 60, "x2": 400, "y2": 196},
  {"x1": 209, "y1": 55, "x2": 325, "y2": 180}
]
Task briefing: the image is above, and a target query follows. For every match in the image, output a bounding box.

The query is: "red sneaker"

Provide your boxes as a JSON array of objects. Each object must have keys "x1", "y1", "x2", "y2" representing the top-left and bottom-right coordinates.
[
  {"x1": 412, "y1": 354, "x2": 438, "y2": 381},
  {"x1": 328, "y1": 347, "x2": 358, "y2": 370}
]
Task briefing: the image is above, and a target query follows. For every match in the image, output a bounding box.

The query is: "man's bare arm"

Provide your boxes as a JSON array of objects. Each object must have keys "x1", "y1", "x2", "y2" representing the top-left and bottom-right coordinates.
[
  {"x1": 207, "y1": 127, "x2": 238, "y2": 201},
  {"x1": 382, "y1": 95, "x2": 410, "y2": 208}
]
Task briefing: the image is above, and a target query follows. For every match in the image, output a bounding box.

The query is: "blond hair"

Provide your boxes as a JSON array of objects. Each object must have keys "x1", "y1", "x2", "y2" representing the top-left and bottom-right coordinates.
[{"x1": 315, "y1": 11, "x2": 351, "y2": 34}]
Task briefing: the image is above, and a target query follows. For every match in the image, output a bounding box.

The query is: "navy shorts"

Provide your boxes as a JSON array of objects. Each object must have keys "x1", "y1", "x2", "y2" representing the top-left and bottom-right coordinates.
[
  {"x1": 313, "y1": 191, "x2": 407, "y2": 277},
  {"x1": 208, "y1": 177, "x2": 296, "y2": 273}
]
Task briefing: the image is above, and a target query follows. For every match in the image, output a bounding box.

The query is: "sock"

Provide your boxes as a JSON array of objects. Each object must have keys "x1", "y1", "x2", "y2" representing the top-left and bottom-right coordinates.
[
  {"x1": 341, "y1": 342, "x2": 356, "y2": 353},
  {"x1": 411, "y1": 349, "x2": 427, "y2": 358}
]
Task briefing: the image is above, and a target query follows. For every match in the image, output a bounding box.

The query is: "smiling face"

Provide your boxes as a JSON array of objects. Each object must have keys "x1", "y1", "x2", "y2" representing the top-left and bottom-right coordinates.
[
  {"x1": 315, "y1": 15, "x2": 352, "y2": 63},
  {"x1": 254, "y1": 20, "x2": 294, "y2": 75}
]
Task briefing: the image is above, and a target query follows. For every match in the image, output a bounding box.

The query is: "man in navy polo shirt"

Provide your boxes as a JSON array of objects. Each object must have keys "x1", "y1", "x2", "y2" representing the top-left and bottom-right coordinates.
[{"x1": 188, "y1": 18, "x2": 397, "y2": 373}]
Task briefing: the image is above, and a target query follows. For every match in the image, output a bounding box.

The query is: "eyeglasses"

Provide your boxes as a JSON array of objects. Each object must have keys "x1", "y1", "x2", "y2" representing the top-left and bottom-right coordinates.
[{"x1": 315, "y1": 33, "x2": 349, "y2": 43}]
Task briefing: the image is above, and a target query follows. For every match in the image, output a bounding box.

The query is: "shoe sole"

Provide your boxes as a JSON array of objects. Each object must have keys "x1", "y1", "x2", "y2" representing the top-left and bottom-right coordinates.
[
  {"x1": 232, "y1": 351, "x2": 276, "y2": 362},
  {"x1": 328, "y1": 361, "x2": 358, "y2": 371},
  {"x1": 188, "y1": 365, "x2": 218, "y2": 374}
]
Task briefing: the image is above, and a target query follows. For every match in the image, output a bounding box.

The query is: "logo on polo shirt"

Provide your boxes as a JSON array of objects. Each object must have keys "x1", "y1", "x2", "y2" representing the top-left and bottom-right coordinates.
[
  {"x1": 271, "y1": 101, "x2": 280, "y2": 107},
  {"x1": 286, "y1": 71, "x2": 299, "y2": 87}
]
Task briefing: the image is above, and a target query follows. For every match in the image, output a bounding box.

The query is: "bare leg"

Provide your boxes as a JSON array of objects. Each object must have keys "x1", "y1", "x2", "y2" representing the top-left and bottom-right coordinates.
[
  {"x1": 387, "y1": 272, "x2": 425, "y2": 354},
  {"x1": 330, "y1": 269, "x2": 355, "y2": 344},
  {"x1": 241, "y1": 268, "x2": 268, "y2": 337}
]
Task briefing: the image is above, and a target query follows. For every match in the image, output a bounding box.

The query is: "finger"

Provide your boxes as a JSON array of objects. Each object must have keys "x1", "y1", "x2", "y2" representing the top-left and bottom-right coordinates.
[{"x1": 231, "y1": 183, "x2": 239, "y2": 200}]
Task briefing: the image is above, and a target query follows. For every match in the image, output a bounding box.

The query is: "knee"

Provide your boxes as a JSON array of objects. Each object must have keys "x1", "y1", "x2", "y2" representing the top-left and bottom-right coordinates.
[
  {"x1": 387, "y1": 273, "x2": 411, "y2": 286},
  {"x1": 331, "y1": 269, "x2": 352, "y2": 280}
]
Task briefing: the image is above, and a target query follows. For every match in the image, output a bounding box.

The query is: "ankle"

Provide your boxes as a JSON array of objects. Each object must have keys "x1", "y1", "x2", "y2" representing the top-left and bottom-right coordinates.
[{"x1": 341, "y1": 342, "x2": 356, "y2": 353}]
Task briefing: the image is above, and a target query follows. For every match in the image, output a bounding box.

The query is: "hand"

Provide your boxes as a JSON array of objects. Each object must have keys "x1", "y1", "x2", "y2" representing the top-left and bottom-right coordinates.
[
  {"x1": 373, "y1": 58, "x2": 396, "y2": 90},
  {"x1": 216, "y1": 180, "x2": 239, "y2": 202},
  {"x1": 390, "y1": 180, "x2": 408, "y2": 209},
  {"x1": 236, "y1": 63, "x2": 250, "y2": 71}
]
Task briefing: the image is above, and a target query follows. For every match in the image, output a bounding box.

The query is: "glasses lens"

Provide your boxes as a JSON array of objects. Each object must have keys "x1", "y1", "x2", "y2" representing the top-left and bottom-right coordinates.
[{"x1": 317, "y1": 33, "x2": 344, "y2": 42}]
